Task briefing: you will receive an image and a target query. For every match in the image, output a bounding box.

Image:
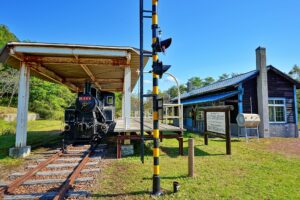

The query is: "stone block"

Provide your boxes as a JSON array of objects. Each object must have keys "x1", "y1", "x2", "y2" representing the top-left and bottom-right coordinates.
[{"x1": 9, "y1": 146, "x2": 31, "y2": 158}]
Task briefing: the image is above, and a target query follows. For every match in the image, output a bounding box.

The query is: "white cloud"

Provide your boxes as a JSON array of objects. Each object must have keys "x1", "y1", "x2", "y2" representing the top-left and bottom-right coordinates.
[
  {"x1": 163, "y1": 76, "x2": 181, "y2": 83},
  {"x1": 144, "y1": 79, "x2": 151, "y2": 84}
]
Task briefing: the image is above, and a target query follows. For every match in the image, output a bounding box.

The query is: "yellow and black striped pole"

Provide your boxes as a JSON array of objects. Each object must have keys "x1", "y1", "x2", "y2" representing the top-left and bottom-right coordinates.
[{"x1": 152, "y1": 0, "x2": 161, "y2": 195}]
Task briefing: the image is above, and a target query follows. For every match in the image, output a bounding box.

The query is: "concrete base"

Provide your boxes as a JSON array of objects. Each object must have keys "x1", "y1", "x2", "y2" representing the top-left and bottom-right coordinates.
[{"x1": 9, "y1": 146, "x2": 31, "y2": 158}]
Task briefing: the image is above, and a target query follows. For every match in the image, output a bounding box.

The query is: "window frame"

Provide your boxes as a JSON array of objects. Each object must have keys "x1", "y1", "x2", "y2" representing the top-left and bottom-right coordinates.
[
  {"x1": 106, "y1": 96, "x2": 114, "y2": 105},
  {"x1": 268, "y1": 97, "x2": 287, "y2": 123}
]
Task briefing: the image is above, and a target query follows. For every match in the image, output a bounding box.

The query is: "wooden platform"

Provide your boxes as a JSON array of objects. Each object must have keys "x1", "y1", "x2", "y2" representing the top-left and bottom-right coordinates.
[{"x1": 114, "y1": 118, "x2": 184, "y2": 133}]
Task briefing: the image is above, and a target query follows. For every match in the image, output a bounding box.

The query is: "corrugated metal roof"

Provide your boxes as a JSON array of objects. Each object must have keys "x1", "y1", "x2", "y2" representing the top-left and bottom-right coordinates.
[
  {"x1": 179, "y1": 70, "x2": 258, "y2": 100},
  {"x1": 181, "y1": 91, "x2": 239, "y2": 106}
]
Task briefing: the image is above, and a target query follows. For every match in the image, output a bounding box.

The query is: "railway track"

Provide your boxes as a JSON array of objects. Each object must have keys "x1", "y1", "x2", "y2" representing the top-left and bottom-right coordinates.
[{"x1": 0, "y1": 144, "x2": 105, "y2": 200}]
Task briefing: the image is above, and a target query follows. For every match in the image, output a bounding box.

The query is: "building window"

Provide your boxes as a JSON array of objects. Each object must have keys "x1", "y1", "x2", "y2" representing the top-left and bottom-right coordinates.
[{"x1": 268, "y1": 98, "x2": 286, "y2": 123}]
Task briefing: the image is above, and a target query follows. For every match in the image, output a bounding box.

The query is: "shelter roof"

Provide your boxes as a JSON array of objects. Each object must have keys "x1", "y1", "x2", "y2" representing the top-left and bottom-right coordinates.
[{"x1": 0, "y1": 42, "x2": 150, "y2": 92}]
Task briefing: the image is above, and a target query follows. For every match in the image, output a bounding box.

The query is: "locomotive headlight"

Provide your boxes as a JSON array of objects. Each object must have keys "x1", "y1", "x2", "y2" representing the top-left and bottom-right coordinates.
[{"x1": 65, "y1": 125, "x2": 71, "y2": 131}]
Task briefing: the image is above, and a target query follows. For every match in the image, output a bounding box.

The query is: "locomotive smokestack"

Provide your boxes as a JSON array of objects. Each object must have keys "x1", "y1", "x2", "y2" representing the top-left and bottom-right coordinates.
[{"x1": 84, "y1": 82, "x2": 92, "y2": 94}]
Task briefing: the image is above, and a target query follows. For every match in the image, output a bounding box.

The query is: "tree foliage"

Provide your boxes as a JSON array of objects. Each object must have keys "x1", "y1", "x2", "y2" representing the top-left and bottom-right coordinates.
[
  {"x1": 0, "y1": 24, "x2": 75, "y2": 119},
  {"x1": 288, "y1": 65, "x2": 300, "y2": 81},
  {"x1": 0, "y1": 25, "x2": 18, "y2": 47}
]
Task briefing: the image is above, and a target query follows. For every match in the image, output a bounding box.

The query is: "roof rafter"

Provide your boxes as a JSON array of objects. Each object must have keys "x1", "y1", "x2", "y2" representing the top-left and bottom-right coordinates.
[
  {"x1": 79, "y1": 64, "x2": 102, "y2": 90},
  {"x1": 30, "y1": 64, "x2": 78, "y2": 92},
  {"x1": 65, "y1": 78, "x2": 123, "y2": 83}
]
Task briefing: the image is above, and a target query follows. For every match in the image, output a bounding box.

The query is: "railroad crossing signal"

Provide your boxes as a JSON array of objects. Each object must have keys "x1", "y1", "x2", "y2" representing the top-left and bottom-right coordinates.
[
  {"x1": 139, "y1": 0, "x2": 172, "y2": 196},
  {"x1": 152, "y1": 38, "x2": 172, "y2": 53},
  {"x1": 152, "y1": 60, "x2": 171, "y2": 78},
  {"x1": 151, "y1": 0, "x2": 172, "y2": 196}
]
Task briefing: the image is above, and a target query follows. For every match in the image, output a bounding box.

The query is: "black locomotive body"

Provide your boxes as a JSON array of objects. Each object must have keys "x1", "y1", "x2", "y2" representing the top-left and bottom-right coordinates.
[{"x1": 64, "y1": 86, "x2": 116, "y2": 143}]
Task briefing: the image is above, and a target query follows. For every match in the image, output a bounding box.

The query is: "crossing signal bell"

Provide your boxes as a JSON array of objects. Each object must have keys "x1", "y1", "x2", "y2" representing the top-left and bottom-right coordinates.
[{"x1": 152, "y1": 60, "x2": 171, "y2": 78}]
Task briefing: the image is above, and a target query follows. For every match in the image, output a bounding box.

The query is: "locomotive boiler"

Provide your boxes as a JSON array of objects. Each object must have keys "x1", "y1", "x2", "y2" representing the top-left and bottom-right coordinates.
[{"x1": 64, "y1": 83, "x2": 116, "y2": 143}]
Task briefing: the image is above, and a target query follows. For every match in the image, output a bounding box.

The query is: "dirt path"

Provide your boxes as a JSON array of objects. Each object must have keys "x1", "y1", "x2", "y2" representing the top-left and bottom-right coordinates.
[{"x1": 267, "y1": 138, "x2": 300, "y2": 158}]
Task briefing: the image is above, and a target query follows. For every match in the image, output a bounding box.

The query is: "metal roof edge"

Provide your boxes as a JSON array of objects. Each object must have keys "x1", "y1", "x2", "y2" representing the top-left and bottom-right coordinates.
[
  {"x1": 174, "y1": 70, "x2": 258, "y2": 101},
  {"x1": 6, "y1": 42, "x2": 151, "y2": 56},
  {"x1": 181, "y1": 90, "x2": 239, "y2": 106}
]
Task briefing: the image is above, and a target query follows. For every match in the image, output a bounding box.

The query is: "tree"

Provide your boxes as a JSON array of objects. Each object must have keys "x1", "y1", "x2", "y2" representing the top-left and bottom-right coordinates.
[
  {"x1": 288, "y1": 65, "x2": 300, "y2": 81},
  {"x1": 179, "y1": 84, "x2": 187, "y2": 94},
  {"x1": 0, "y1": 25, "x2": 18, "y2": 47},
  {"x1": 218, "y1": 73, "x2": 230, "y2": 81},
  {"x1": 166, "y1": 86, "x2": 178, "y2": 99},
  {"x1": 230, "y1": 73, "x2": 240, "y2": 78},
  {"x1": 188, "y1": 77, "x2": 203, "y2": 88},
  {"x1": 0, "y1": 24, "x2": 75, "y2": 119},
  {"x1": 203, "y1": 77, "x2": 215, "y2": 86}
]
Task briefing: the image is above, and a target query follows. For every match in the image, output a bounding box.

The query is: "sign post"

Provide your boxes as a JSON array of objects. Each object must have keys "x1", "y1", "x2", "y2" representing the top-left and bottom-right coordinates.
[{"x1": 201, "y1": 106, "x2": 233, "y2": 155}]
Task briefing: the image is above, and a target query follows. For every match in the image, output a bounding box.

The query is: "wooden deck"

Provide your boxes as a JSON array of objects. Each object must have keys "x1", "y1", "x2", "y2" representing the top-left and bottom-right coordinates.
[{"x1": 114, "y1": 118, "x2": 184, "y2": 133}]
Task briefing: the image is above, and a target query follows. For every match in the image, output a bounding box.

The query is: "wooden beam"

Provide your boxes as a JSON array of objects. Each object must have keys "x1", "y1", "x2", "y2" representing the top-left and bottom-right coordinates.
[
  {"x1": 101, "y1": 88, "x2": 123, "y2": 92},
  {"x1": 126, "y1": 52, "x2": 131, "y2": 65},
  {"x1": 30, "y1": 64, "x2": 78, "y2": 92},
  {"x1": 80, "y1": 64, "x2": 102, "y2": 90},
  {"x1": 65, "y1": 78, "x2": 122, "y2": 83},
  {"x1": 24, "y1": 55, "x2": 129, "y2": 66}
]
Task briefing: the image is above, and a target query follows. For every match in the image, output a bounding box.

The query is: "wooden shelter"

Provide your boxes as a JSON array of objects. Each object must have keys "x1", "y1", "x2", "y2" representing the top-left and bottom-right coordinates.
[{"x1": 0, "y1": 42, "x2": 149, "y2": 157}]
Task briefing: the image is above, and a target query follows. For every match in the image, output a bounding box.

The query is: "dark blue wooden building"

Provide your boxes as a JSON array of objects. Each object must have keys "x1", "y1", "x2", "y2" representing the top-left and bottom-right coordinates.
[{"x1": 174, "y1": 47, "x2": 300, "y2": 137}]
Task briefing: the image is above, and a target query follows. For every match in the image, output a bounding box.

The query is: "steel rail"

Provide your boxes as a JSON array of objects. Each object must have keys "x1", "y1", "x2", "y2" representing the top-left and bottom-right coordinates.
[
  {"x1": 53, "y1": 145, "x2": 96, "y2": 200},
  {"x1": 1, "y1": 151, "x2": 63, "y2": 195}
]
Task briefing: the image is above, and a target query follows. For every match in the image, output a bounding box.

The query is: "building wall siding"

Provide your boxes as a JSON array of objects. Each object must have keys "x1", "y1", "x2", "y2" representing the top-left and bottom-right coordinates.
[
  {"x1": 242, "y1": 77, "x2": 258, "y2": 114},
  {"x1": 267, "y1": 70, "x2": 295, "y2": 123}
]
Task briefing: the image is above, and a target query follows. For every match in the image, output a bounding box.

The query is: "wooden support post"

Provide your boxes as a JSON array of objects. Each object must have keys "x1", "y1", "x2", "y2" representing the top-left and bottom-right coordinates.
[
  {"x1": 9, "y1": 62, "x2": 31, "y2": 158},
  {"x1": 204, "y1": 133, "x2": 208, "y2": 145},
  {"x1": 160, "y1": 132, "x2": 163, "y2": 142},
  {"x1": 117, "y1": 136, "x2": 121, "y2": 159},
  {"x1": 204, "y1": 111, "x2": 208, "y2": 145},
  {"x1": 123, "y1": 66, "x2": 131, "y2": 130},
  {"x1": 225, "y1": 111, "x2": 231, "y2": 155},
  {"x1": 188, "y1": 138, "x2": 194, "y2": 177},
  {"x1": 178, "y1": 136, "x2": 184, "y2": 156}
]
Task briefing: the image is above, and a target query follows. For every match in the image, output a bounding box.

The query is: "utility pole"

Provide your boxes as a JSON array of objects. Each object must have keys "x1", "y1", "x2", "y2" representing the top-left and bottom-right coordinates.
[{"x1": 139, "y1": 0, "x2": 145, "y2": 164}]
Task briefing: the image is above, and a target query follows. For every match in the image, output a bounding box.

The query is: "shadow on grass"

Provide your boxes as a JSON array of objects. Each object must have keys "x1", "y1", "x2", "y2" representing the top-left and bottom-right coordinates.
[
  {"x1": 0, "y1": 130, "x2": 62, "y2": 159},
  {"x1": 91, "y1": 190, "x2": 148, "y2": 198},
  {"x1": 210, "y1": 138, "x2": 241, "y2": 142},
  {"x1": 142, "y1": 175, "x2": 187, "y2": 180},
  {"x1": 160, "y1": 145, "x2": 225, "y2": 158},
  {"x1": 92, "y1": 189, "x2": 173, "y2": 198}
]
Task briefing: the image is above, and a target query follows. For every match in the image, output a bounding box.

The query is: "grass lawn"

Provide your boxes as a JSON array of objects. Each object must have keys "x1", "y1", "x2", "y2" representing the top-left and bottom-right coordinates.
[
  {"x1": 0, "y1": 120, "x2": 63, "y2": 166},
  {"x1": 95, "y1": 134, "x2": 300, "y2": 200}
]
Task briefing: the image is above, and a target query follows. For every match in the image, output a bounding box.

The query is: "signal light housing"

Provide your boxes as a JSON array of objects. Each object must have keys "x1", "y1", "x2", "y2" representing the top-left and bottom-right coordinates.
[
  {"x1": 152, "y1": 60, "x2": 171, "y2": 78},
  {"x1": 152, "y1": 38, "x2": 172, "y2": 53}
]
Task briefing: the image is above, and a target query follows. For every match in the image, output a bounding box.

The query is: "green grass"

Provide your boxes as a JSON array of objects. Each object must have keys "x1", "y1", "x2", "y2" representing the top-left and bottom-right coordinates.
[
  {"x1": 0, "y1": 120, "x2": 63, "y2": 166},
  {"x1": 94, "y1": 134, "x2": 300, "y2": 200}
]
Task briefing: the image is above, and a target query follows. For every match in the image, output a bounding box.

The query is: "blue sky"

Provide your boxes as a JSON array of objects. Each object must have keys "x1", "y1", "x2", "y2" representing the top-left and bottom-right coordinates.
[{"x1": 1, "y1": 0, "x2": 300, "y2": 92}]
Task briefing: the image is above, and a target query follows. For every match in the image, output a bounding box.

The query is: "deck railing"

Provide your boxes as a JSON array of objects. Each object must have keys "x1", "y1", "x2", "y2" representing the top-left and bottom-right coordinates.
[
  {"x1": 162, "y1": 103, "x2": 183, "y2": 129},
  {"x1": 131, "y1": 103, "x2": 184, "y2": 130}
]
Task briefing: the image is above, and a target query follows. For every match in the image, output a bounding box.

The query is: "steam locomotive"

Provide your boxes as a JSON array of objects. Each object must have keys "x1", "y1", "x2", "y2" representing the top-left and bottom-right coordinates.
[{"x1": 64, "y1": 83, "x2": 116, "y2": 143}]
